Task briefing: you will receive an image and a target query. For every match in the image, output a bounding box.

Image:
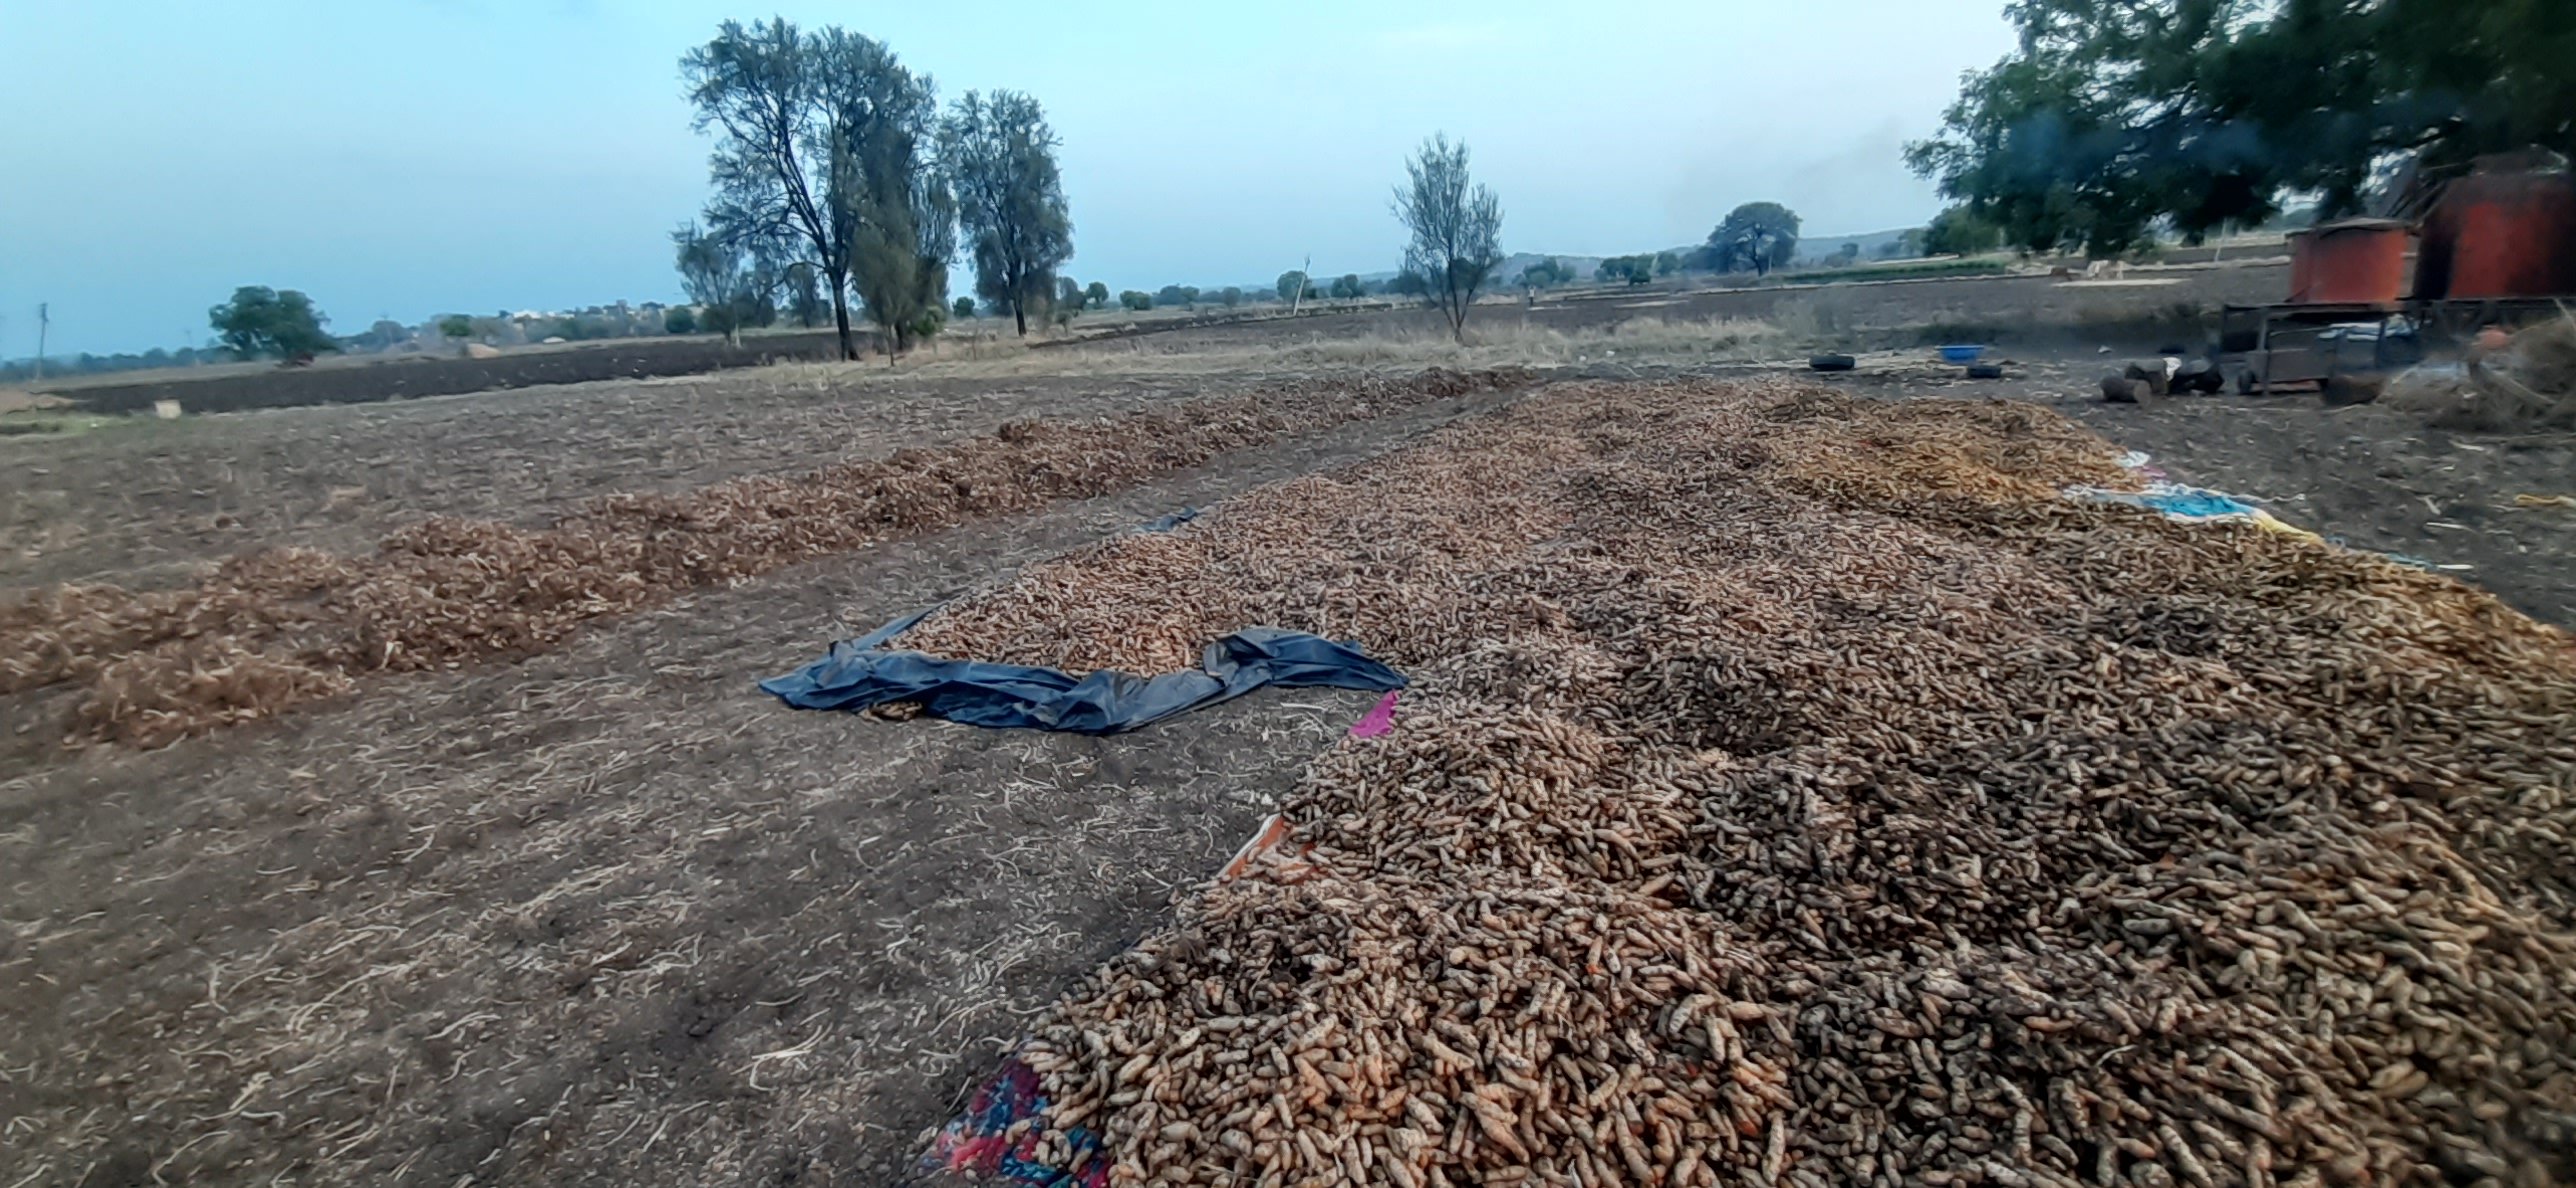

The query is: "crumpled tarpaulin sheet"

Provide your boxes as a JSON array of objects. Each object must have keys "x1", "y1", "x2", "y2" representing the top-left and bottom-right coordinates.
[
  {"x1": 922, "y1": 1055, "x2": 1108, "y2": 1187},
  {"x1": 761, "y1": 609, "x2": 1407, "y2": 734}
]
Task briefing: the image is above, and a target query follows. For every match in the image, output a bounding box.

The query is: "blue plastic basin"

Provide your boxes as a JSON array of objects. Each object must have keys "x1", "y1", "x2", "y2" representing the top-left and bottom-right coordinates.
[{"x1": 1938, "y1": 344, "x2": 1986, "y2": 364}]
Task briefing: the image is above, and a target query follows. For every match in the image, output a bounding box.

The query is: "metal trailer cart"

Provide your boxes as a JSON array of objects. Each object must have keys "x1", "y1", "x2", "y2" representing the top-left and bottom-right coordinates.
[{"x1": 2218, "y1": 302, "x2": 2420, "y2": 394}]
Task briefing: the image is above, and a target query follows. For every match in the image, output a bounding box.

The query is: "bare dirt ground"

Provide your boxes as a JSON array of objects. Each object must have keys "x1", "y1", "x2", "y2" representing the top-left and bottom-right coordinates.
[{"x1": 4, "y1": 274, "x2": 2571, "y2": 1186}]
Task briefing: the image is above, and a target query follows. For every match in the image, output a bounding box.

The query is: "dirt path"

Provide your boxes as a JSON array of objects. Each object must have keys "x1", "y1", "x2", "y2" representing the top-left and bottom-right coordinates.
[{"x1": 0, "y1": 388, "x2": 1518, "y2": 1187}]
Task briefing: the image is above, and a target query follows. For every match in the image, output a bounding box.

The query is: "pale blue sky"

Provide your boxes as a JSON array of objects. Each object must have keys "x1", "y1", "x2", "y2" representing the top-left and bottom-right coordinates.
[{"x1": 1, "y1": 1, "x2": 2014, "y2": 357}]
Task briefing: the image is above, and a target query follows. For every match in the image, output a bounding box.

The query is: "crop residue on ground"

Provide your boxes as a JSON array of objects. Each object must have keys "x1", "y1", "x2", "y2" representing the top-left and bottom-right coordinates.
[
  {"x1": 0, "y1": 368, "x2": 1525, "y2": 748},
  {"x1": 899, "y1": 378, "x2": 2576, "y2": 1186}
]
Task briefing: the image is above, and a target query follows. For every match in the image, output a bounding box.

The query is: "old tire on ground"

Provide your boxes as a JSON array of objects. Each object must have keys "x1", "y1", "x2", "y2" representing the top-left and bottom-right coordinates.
[
  {"x1": 2175, "y1": 358, "x2": 2223, "y2": 394},
  {"x1": 1965, "y1": 364, "x2": 2006, "y2": 380},
  {"x1": 1809, "y1": 354, "x2": 1857, "y2": 372}
]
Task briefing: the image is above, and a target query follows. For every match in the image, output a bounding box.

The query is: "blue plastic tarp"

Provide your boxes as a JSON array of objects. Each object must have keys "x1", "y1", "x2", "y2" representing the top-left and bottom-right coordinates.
[
  {"x1": 2067, "y1": 482, "x2": 2265, "y2": 522},
  {"x1": 761, "y1": 609, "x2": 1406, "y2": 734}
]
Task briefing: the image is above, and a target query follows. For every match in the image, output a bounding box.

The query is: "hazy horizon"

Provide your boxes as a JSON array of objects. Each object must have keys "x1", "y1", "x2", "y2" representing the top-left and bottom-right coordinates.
[{"x1": 2, "y1": 1, "x2": 2015, "y2": 358}]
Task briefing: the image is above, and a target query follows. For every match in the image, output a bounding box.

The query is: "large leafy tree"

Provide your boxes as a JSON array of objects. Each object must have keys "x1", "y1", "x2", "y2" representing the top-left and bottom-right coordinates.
[
  {"x1": 941, "y1": 90, "x2": 1074, "y2": 337},
  {"x1": 1707, "y1": 202, "x2": 1801, "y2": 276},
  {"x1": 1518, "y1": 257, "x2": 1572, "y2": 288},
  {"x1": 209, "y1": 286, "x2": 338, "y2": 360},
  {"x1": 2382, "y1": 0, "x2": 2576, "y2": 163},
  {"x1": 1596, "y1": 256, "x2": 1656, "y2": 285},
  {"x1": 1921, "y1": 205, "x2": 2005, "y2": 256},
  {"x1": 1906, "y1": 0, "x2": 2576, "y2": 256},
  {"x1": 1392, "y1": 134, "x2": 1504, "y2": 342}
]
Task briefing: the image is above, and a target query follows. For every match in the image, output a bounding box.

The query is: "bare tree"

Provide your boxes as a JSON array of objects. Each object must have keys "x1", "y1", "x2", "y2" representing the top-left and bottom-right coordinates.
[{"x1": 1392, "y1": 135, "x2": 1503, "y2": 342}]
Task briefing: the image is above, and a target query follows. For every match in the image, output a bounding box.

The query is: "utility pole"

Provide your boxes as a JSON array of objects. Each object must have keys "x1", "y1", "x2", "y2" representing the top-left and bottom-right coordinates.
[{"x1": 33, "y1": 303, "x2": 47, "y2": 383}]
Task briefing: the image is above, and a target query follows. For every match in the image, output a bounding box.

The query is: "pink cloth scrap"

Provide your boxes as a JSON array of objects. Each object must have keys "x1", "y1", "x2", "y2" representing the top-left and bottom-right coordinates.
[{"x1": 1350, "y1": 690, "x2": 1400, "y2": 738}]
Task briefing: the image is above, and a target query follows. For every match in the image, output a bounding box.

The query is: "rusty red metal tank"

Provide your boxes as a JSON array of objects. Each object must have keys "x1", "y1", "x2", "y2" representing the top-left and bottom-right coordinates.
[
  {"x1": 2288, "y1": 219, "x2": 2410, "y2": 303},
  {"x1": 2416, "y1": 157, "x2": 2576, "y2": 300}
]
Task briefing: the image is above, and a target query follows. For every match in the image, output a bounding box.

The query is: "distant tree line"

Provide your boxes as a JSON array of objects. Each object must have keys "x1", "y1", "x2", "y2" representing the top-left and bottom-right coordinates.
[
  {"x1": 15, "y1": 288, "x2": 726, "y2": 381},
  {"x1": 1516, "y1": 258, "x2": 1575, "y2": 288},
  {"x1": 92, "y1": 26, "x2": 2090, "y2": 386},
  {"x1": 112, "y1": 181, "x2": 1943, "y2": 384},
  {"x1": 0, "y1": 346, "x2": 221, "y2": 384},
  {"x1": 1076, "y1": 270, "x2": 1433, "y2": 316},
  {"x1": 1508, "y1": 199, "x2": 1919, "y2": 294}
]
